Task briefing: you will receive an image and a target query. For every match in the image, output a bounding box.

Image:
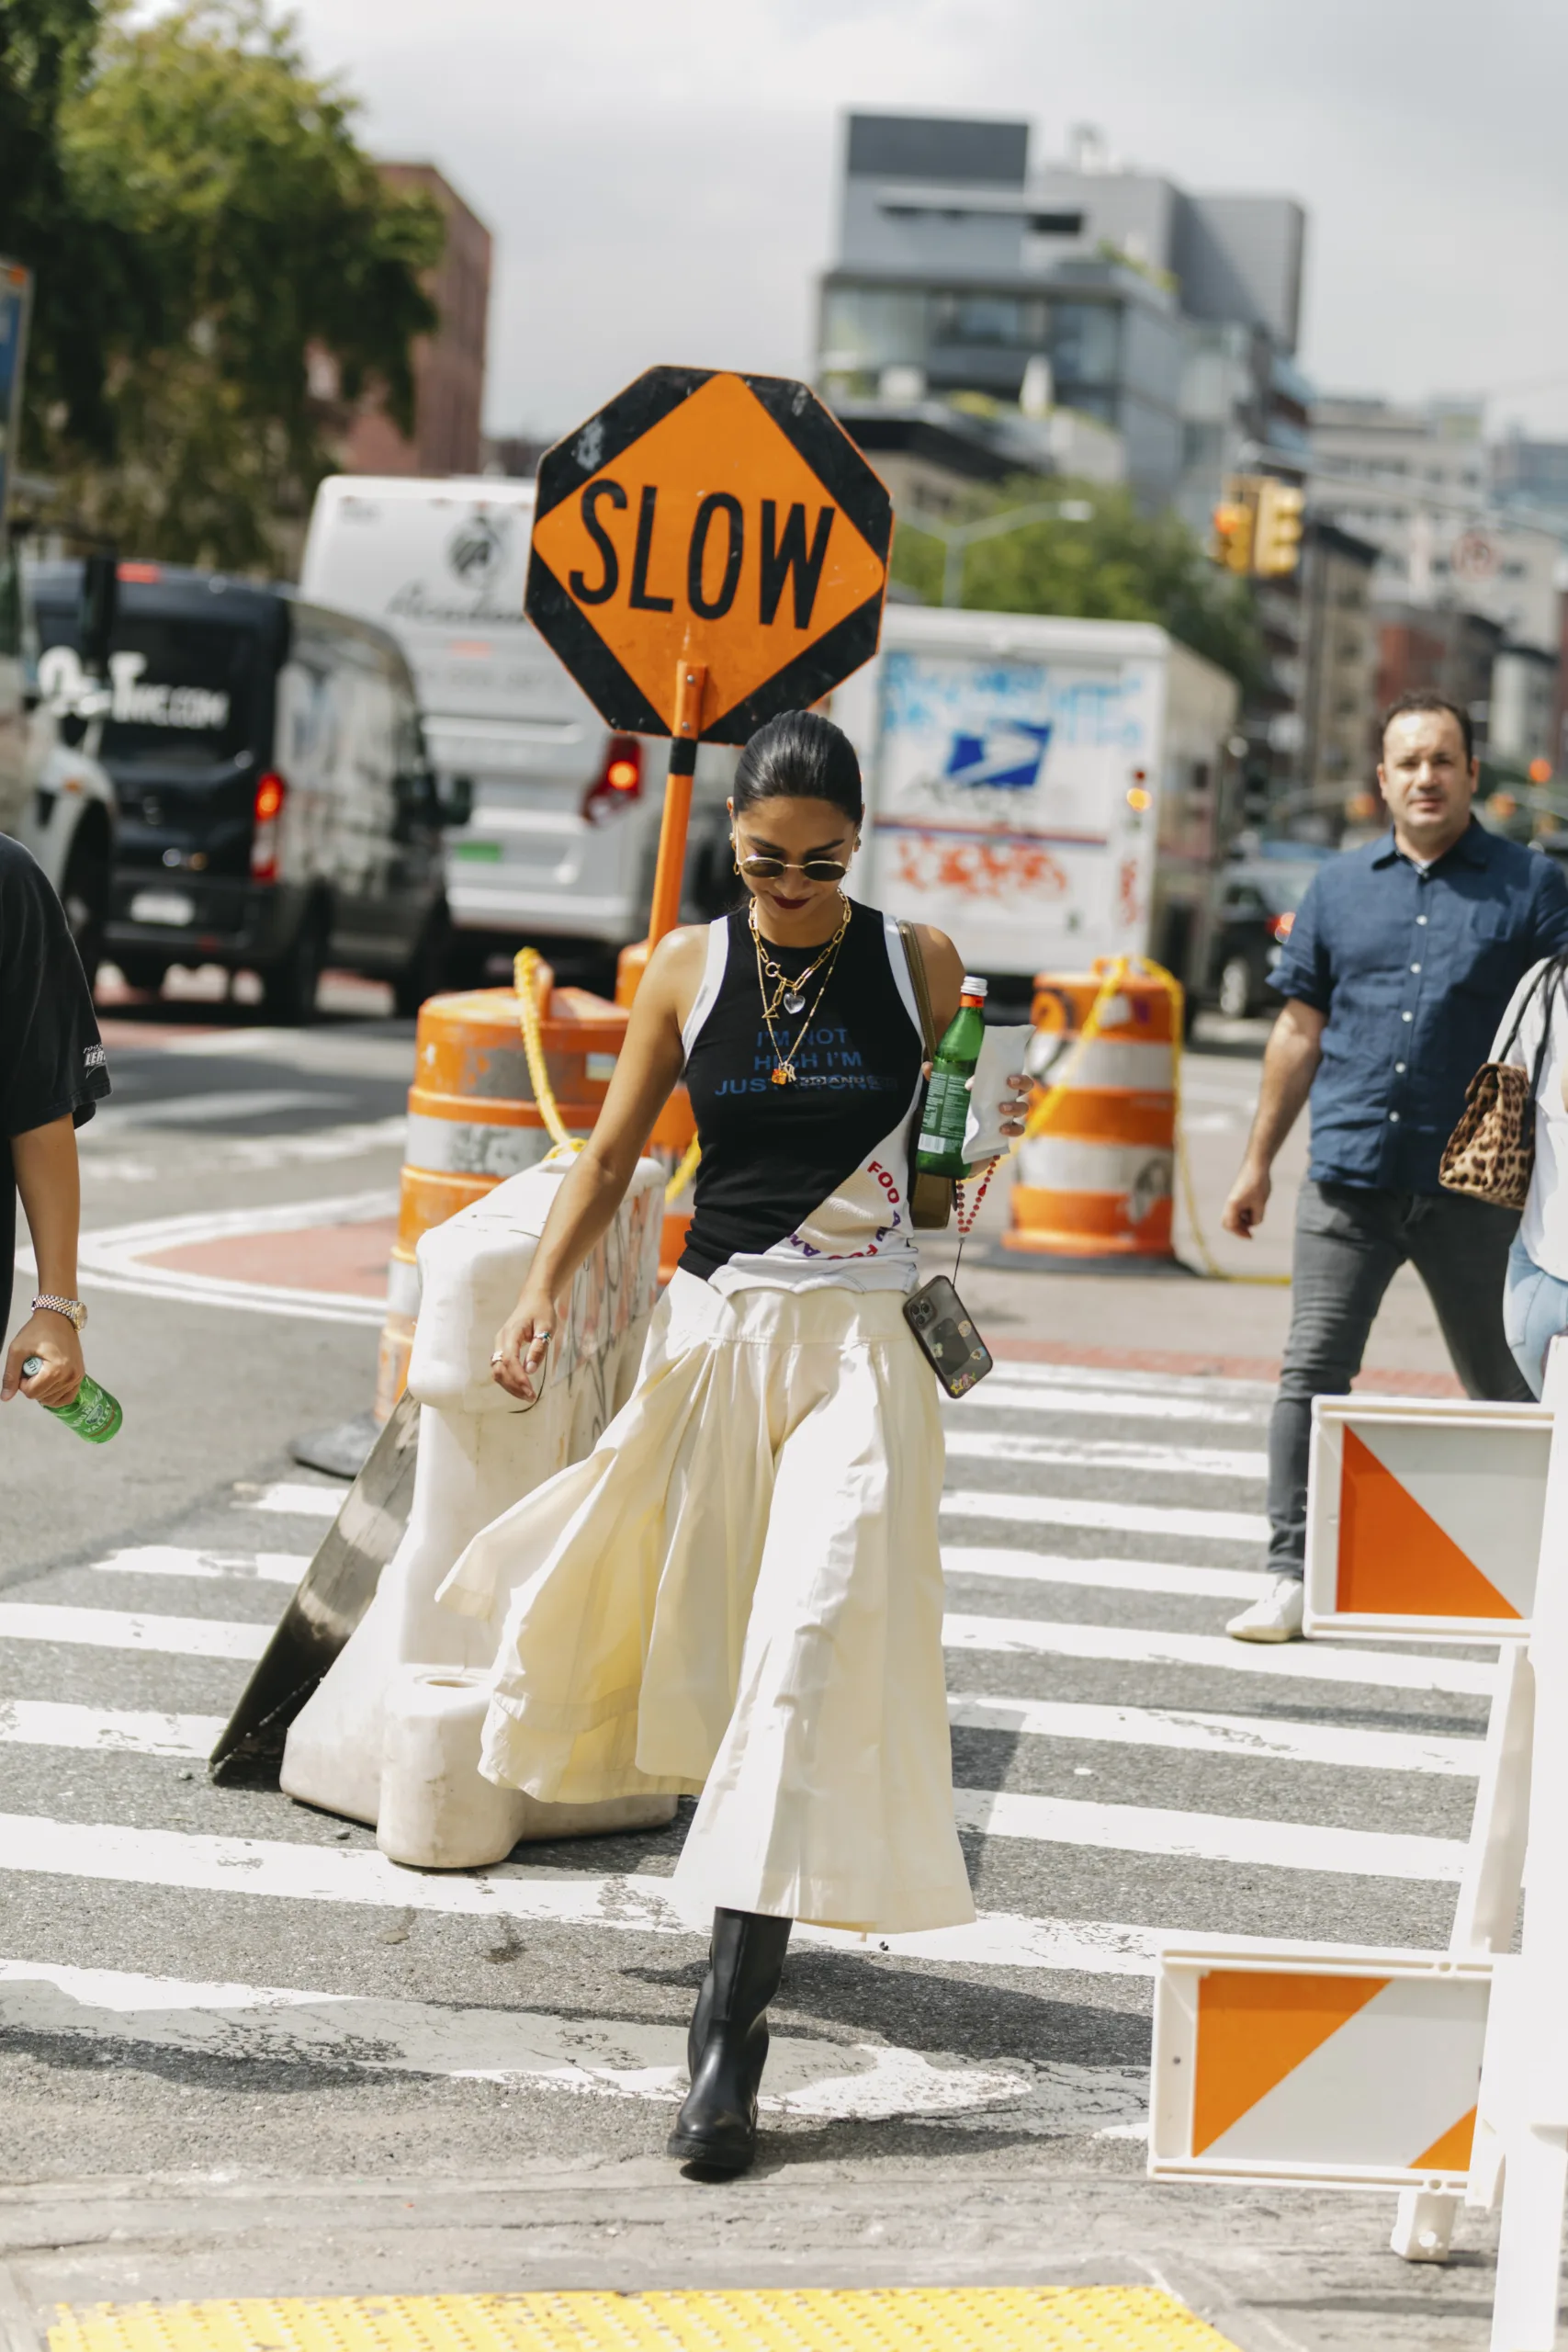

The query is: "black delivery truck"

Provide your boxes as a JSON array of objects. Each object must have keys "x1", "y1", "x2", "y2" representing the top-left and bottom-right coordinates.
[{"x1": 30, "y1": 560, "x2": 461, "y2": 1020}]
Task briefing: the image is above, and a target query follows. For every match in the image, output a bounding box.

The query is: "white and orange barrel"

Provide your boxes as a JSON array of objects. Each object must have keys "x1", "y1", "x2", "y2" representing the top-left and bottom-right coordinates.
[
  {"x1": 374, "y1": 976, "x2": 619, "y2": 1419},
  {"x1": 1004, "y1": 959, "x2": 1177, "y2": 1261},
  {"x1": 373, "y1": 980, "x2": 702, "y2": 1419}
]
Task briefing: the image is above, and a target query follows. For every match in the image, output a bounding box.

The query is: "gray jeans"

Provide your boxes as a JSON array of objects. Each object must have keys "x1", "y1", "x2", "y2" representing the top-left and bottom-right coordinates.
[{"x1": 1266, "y1": 1181, "x2": 1531, "y2": 1579}]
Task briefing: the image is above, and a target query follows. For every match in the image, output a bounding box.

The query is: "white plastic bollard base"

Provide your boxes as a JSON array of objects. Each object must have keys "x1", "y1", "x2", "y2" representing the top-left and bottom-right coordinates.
[
  {"x1": 377, "y1": 1668, "x2": 674, "y2": 1869},
  {"x1": 1390, "y1": 2188, "x2": 1458, "y2": 2263}
]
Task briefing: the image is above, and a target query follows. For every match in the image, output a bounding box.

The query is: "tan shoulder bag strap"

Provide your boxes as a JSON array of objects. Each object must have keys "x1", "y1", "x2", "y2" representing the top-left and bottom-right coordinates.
[
  {"x1": 897, "y1": 918, "x2": 953, "y2": 1231},
  {"x1": 897, "y1": 918, "x2": 939, "y2": 1056}
]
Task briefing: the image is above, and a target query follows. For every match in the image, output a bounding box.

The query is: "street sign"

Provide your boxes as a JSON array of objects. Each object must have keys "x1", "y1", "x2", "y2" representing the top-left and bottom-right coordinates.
[
  {"x1": 0, "y1": 259, "x2": 33, "y2": 537},
  {"x1": 525, "y1": 366, "x2": 893, "y2": 745}
]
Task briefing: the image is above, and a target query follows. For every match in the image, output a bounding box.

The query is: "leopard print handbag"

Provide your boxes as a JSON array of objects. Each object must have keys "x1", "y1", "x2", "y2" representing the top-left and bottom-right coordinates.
[{"x1": 1439, "y1": 963, "x2": 1561, "y2": 1210}]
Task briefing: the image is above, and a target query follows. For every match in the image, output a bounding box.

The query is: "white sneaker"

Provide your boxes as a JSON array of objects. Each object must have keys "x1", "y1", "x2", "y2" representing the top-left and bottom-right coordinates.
[{"x1": 1226, "y1": 1575, "x2": 1305, "y2": 1643}]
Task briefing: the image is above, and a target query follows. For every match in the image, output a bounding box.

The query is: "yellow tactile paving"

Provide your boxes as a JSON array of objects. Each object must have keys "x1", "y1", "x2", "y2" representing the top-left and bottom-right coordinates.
[{"x1": 50, "y1": 2287, "x2": 1244, "y2": 2352}]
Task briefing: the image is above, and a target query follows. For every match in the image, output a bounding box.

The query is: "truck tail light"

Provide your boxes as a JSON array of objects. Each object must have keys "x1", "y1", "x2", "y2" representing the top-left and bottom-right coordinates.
[
  {"x1": 251, "y1": 771, "x2": 287, "y2": 881},
  {"x1": 581, "y1": 734, "x2": 643, "y2": 824},
  {"x1": 1267, "y1": 910, "x2": 1295, "y2": 941}
]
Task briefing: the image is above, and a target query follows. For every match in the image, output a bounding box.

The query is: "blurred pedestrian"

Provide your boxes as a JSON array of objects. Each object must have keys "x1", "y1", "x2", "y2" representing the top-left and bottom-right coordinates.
[
  {"x1": 438, "y1": 710, "x2": 1028, "y2": 2174},
  {"x1": 1486, "y1": 954, "x2": 1568, "y2": 1395},
  {"x1": 1, "y1": 836, "x2": 110, "y2": 1411},
  {"x1": 1219, "y1": 691, "x2": 1568, "y2": 1640}
]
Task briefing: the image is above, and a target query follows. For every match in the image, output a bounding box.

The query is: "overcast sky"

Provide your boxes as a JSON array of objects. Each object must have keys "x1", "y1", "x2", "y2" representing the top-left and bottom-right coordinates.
[{"x1": 278, "y1": 0, "x2": 1568, "y2": 444}]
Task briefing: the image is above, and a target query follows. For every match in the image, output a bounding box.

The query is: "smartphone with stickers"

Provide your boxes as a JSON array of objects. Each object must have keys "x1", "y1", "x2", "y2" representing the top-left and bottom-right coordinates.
[{"x1": 902, "y1": 1274, "x2": 993, "y2": 1398}]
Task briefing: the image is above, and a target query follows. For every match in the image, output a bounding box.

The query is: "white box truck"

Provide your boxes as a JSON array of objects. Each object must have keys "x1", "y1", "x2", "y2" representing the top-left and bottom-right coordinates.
[
  {"x1": 831, "y1": 605, "x2": 1241, "y2": 1008},
  {"x1": 299, "y1": 475, "x2": 734, "y2": 988}
]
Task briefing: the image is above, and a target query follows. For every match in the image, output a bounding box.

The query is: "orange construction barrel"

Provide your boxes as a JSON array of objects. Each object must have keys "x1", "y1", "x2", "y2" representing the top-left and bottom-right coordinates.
[
  {"x1": 373, "y1": 979, "x2": 702, "y2": 1419},
  {"x1": 374, "y1": 977, "x2": 620, "y2": 1419},
  {"x1": 1004, "y1": 960, "x2": 1178, "y2": 1262}
]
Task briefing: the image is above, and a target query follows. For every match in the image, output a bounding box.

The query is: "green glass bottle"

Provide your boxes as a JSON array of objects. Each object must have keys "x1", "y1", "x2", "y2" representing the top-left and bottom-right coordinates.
[
  {"x1": 19, "y1": 1357, "x2": 123, "y2": 1443},
  {"x1": 916, "y1": 975, "x2": 988, "y2": 1179}
]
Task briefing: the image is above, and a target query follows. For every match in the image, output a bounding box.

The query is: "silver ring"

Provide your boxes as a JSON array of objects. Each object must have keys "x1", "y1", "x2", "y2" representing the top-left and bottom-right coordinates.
[{"x1": 490, "y1": 1351, "x2": 505, "y2": 1364}]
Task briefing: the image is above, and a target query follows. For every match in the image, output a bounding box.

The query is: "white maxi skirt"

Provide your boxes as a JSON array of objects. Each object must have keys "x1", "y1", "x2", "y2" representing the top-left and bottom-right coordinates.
[{"x1": 438, "y1": 1269, "x2": 975, "y2": 1935}]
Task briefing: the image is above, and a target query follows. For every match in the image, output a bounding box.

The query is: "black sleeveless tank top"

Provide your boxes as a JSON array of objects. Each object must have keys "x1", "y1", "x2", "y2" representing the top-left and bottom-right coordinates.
[{"x1": 679, "y1": 902, "x2": 924, "y2": 1282}]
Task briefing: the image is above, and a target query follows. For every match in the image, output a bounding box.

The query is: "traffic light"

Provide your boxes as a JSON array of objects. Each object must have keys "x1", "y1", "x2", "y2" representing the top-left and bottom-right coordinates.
[
  {"x1": 1210, "y1": 484, "x2": 1257, "y2": 574},
  {"x1": 1254, "y1": 478, "x2": 1305, "y2": 577}
]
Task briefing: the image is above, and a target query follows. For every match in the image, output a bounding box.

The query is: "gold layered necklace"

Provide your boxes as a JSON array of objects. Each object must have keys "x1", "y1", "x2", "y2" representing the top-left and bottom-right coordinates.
[{"x1": 750, "y1": 896, "x2": 852, "y2": 1085}]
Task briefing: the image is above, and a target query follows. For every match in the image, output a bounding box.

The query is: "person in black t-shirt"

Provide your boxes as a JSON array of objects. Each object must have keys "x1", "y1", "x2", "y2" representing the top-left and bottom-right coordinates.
[{"x1": 0, "y1": 836, "x2": 111, "y2": 1411}]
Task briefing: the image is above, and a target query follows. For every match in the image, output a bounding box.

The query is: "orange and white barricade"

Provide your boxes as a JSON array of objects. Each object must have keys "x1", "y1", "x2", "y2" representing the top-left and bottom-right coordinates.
[
  {"x1": 1305, "y1": 1396, "x2": 1551, "y2": 1642},
  {"x1": 1004, "y1": 958, "x2": 1178, "y2": 1262},
  {"x1": 1151, "y1": 1942, "x2": 1492, "y2": 2192},
  {"x1": 1149, "y1": 1366, "x2": 1568, "y2": 2317}
]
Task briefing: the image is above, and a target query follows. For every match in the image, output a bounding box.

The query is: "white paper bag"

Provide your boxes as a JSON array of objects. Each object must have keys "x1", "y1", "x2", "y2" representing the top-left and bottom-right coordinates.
[{"x1": 961, "y1": 1023, "x2": 1035, "y2": 1166}]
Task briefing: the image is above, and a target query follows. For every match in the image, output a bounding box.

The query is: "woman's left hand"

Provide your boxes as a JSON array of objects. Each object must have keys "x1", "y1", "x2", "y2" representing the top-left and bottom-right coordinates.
[{"x1": 998, "y1": 1071, "x2": 1032, "y2": 1140}]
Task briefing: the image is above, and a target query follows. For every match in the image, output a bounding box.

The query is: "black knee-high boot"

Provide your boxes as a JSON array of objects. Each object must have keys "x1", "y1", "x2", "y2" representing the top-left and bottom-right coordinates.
[{"x1": 667, "y1": 1906, "x2": 792, "y2": 2172}]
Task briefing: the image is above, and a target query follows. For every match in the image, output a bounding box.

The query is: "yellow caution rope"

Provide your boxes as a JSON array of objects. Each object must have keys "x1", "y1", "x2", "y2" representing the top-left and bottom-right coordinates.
[
  {"x1": 513, "y1": 947, "x2": 701, "y2": 1204},
  {"x1": 513, "y1": 947, "x2": 583, "y2": 1156},
  {"x1": 1019, "y1": 953, "x2": 1288, "y2": 1287},
  {"x1": 1138, "y1": 956, "x2": 1290, "y2": 1289}
]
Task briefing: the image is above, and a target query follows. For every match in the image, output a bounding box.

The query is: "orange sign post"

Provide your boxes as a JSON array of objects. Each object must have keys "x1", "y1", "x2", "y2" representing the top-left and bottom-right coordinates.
[{"x1": 525, "y1": 367, "x2": 893, "y2": 968}]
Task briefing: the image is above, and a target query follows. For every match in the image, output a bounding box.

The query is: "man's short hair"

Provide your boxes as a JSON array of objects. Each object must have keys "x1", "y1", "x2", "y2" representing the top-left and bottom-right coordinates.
[{"x1": 1380, "y1": 689, "x2": 1474, "y2": 764}]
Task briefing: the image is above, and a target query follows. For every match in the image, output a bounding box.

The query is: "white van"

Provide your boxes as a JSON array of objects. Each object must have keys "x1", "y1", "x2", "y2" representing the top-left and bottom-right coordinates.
[{"x1": 300, "y1": 476, "x2": 735, "y2": 987}]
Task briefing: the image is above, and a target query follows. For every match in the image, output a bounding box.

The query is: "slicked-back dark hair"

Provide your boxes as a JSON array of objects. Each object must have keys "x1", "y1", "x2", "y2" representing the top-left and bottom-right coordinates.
[
  {"x1": 733, "y1": 710, "x2": 863, "y2": 822},
  {"x1": 1381, "y1": 689, "x2": 1475, "y2": 764}
]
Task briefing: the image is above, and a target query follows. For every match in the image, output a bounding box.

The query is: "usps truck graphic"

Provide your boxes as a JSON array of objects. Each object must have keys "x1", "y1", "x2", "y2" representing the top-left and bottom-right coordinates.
[
  {"x1": 942, "y1": 719, "x2": 1054, "y2": 793},
  {"x1": 867, "y1": 648, "x2": 1158, "y2": 972}
]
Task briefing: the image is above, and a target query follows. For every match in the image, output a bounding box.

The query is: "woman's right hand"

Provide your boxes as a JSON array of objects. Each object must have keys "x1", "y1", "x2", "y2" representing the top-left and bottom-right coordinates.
[{"x1": 491, "y1": 1283, "x2": 561, "y2": 1403}]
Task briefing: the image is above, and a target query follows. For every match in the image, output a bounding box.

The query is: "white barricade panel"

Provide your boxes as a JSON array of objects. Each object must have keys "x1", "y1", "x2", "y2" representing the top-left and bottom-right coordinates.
[
  {"x1": 1305, "y1": 1399, "x2": 1550, "y2": 1643},
  {"x1": 281, "y1": 1156, "x2": 671, "y2": 1861},
  {"x1": 1149, "y1": 1940, "x2": 1492, "y2": 2192}
]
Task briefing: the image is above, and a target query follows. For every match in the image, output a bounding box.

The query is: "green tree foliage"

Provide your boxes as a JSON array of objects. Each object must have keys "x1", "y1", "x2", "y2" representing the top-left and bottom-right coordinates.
[
  {"x1": 893, "y1": 478, "x2": 1264, "y2": 693},
  {"x1": 6, "y1": 0, "x2": 444, "y2": 571},
  {"x1": 1, "y1": 0, "x2": 154, "y2": 454}
]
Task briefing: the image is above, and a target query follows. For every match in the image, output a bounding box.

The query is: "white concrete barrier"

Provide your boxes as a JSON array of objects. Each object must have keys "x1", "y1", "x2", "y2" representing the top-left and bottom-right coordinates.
[{"x1": 281, "y1": 1154, "x2": 676, "y2": 1864}]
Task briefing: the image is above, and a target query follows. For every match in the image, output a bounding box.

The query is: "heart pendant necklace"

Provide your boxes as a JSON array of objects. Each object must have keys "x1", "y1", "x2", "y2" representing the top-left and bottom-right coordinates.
[{"x1": 782, "y1": 988, "x2": 806, "y2": 1015}]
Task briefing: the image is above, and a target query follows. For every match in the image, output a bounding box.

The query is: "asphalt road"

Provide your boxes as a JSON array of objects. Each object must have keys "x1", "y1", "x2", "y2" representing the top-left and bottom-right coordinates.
[{"x1": 0, "y1": 983, "x2": 1522, "y2": 2351}]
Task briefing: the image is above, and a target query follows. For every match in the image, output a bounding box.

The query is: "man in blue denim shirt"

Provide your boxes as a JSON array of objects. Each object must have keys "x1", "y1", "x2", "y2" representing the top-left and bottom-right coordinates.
[{"x1": 1221, "y1": 690, "x2": 1568, "y2": 1640}]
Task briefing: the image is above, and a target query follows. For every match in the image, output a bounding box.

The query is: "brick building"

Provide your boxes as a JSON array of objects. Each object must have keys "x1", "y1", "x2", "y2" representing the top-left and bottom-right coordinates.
[{"x1": 341, "y1": 164, "x2": 491, "y2": 478}]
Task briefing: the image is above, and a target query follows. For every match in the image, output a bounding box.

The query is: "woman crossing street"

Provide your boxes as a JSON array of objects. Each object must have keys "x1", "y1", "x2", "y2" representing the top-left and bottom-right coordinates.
[{"x1": 439, "y1": 710, "x2": 1028, "y2": 2174}]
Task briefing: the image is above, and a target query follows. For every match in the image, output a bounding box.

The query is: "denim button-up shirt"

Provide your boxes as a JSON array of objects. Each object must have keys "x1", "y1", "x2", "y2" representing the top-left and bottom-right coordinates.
[{"x1": 1269, "y1": 821, "x2": 1568, "y2": 1193}]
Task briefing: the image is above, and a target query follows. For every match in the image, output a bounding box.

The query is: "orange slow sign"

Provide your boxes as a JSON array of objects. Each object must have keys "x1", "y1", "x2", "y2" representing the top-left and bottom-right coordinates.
[{"x1": 525, "y1": 367, "x2": 893, "y2": 743}]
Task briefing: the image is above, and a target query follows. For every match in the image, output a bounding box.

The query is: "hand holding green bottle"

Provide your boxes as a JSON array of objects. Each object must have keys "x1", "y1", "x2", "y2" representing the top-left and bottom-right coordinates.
[{"x1": 17, "y1": 1355, "x2": 123, "y2": 1442}]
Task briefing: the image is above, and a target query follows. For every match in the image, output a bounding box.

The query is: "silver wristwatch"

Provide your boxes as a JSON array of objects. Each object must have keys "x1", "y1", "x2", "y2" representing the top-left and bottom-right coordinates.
[{"x1": 33, "y1": 1294, "x2": 87, "y2": 1334}]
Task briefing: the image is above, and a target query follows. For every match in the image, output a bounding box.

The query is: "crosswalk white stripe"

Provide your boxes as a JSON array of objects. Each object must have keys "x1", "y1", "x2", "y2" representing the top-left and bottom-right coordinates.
[
  {"x1": 949, "y1": 1382, "x2": 1269, "y2": 1428},
  {"x1": 0, "y1": 1685, "x2": 1479, "y2": 1781},
  {"x1": 84, "y1": 1548, "x2": 307, "y2": 1588},
  {"x1": 981, "y1": 1361, "x2": 1273, "y2": 1405},
  {"x1": 943, "y1": 1546, "x2": 1258, "y2": 1601},
  {"x1": 946, "y1": 1694, "x2": 1483, "y2": 1777},
  {"x1": 244, "y1": 1484, "x2": 343, "y2": 1519},
  {"x1": 951, "y1": 1787, "x2": 1463, "y2": 1882},
  {"x1": 0, "y1": 1679, "x2": 1476, "y2": 1781},
  {"x1": 942, "y1": 1489, "x2": 1269, "y2": 1544},
  {"x1": 0, "y1": 1605, "x2": 267, "y2": 1662},
  {"x1": 2, "y1": 1594, "x2": 1489, "y2": 1700},
  {"x1": 0, "y1": 1815, "x2": 1155, "y2": 1972},
  {"x1": 0, "y1": 1959, "x2": 1052, "y2": 2125},
  {"x1": 944, "y1": 1430, "x2": 1267, "y2": 1480},
  {"x1": 0, "y1": 1702, "x2": 222, "y2": 1757},
  {"x1": 942, "y1": 1612, "x2": 1496, "y2": 1696}
]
